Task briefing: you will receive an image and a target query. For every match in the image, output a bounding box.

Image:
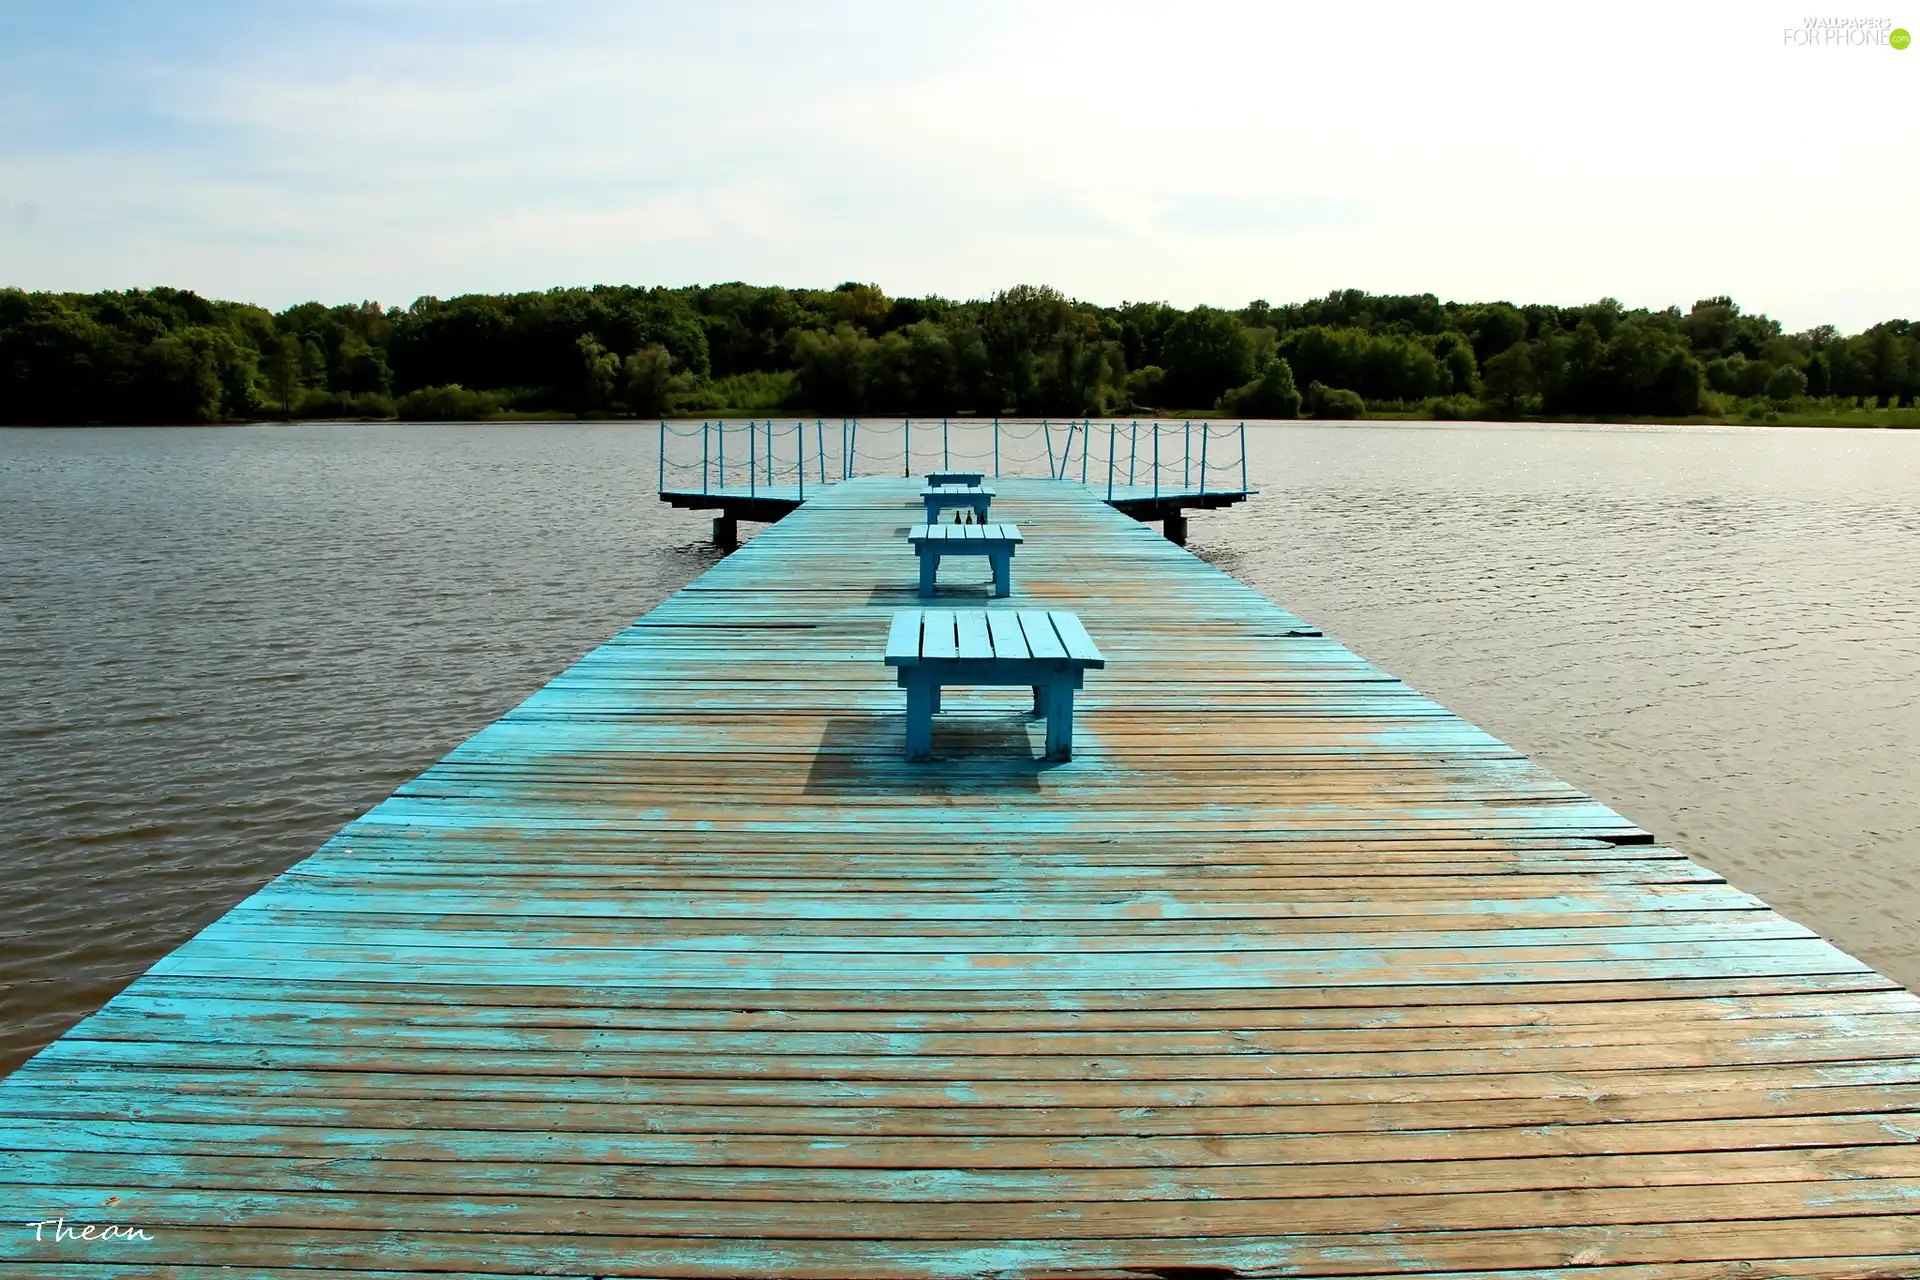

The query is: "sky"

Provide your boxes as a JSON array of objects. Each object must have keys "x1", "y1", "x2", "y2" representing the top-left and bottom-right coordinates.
[{"x1": 0, "y1": 1, "x2": 1914, "y2": 331}]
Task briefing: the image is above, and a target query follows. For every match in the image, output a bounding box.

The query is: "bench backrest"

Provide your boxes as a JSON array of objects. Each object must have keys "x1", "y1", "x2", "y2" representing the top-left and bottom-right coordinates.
[
  {"x1": 926, "y1": 470, "x2": 985, "y2": 486},
  {"x1": 886, "y1": 608, "x2": 1104, "y2": 668}
]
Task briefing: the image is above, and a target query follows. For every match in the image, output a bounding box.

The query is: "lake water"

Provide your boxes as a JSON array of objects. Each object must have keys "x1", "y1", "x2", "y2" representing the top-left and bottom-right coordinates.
[{"x1": 2, "y1": 420, "x2": 1916, "y2": 1073}]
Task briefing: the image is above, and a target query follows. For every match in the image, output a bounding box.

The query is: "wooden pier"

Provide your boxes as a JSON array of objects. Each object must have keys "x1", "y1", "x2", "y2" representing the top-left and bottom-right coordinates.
[{"x1": 5, "y1": 476, "x2": 1920, "y2": 1276}]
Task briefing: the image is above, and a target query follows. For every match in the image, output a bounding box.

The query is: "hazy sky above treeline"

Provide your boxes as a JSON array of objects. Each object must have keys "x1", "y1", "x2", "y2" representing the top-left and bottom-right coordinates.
[{"x1": 1, "y1": 1, "x2": 1913, "y2": 332}]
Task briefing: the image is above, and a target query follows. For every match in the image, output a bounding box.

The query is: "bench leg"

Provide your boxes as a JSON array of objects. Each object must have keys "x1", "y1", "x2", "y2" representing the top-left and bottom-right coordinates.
[
  {"x1": 919, "y1": 552, "x2": 937, "y2": 597},
  {"x1": 991, "y1": 551, "x2": 1011, "y2": 598},
  {"x1": 924, "y1": 499, "x2": 939, "y2": 524},
  {"x1": 1044, "y1": 682, "x2": 1076, "y2": 761},
  {"x1": 930, "y1": 685, "x2": 941, "y2": 714},
  {"x1": 905, "y1": 678, "x2": 935, "y2": 762},
  {"x1": 1030, "y1": 685, "x2": 1044, "y2": 716}
]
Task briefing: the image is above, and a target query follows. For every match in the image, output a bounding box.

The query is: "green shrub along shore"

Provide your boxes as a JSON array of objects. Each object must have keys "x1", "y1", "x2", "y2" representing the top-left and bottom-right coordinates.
[{"x1": 3, "y1": 282, "x2": 1916, "y2": 427}]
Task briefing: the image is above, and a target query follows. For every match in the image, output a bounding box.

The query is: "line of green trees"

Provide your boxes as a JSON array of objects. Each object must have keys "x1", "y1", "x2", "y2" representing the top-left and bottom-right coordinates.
[{"x1": 2, "y1": 282, "x2": 1915, "y2": 424}]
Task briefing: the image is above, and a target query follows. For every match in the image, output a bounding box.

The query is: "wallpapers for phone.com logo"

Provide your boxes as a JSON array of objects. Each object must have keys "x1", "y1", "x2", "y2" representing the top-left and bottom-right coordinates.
[{"x1": 1783, "y1": 16, "x2": 1910, "y2": 46}]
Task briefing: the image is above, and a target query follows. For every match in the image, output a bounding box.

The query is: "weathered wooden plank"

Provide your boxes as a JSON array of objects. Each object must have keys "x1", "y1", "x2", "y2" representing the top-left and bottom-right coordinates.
[
  {"x1": 920, "y1": 607, "x2": 957, "y2": 659},
  {"x1": 15, "y1": 1262, "x2": 1920, "y2": 1280},
  {"x1": 15, "y1": 1075, "x2": 1920, "y2": 1139},
  {"x1": 952, "y1": 610, "x2": 992, "y2": 660},
  {"x1": 82, "y1": 979, "x2": 1920, "y2": 1026},
  {"x1": 1048, "y1": 608, "x2": 1106, "y2": 665},
  {"x1": 881, "y1": 610, "x2": 920, "y2": 665},
  {"x1": 64, "y1": 1002, "x2": 1920, "y2": 1061},
  {"x1": 11, "y1": 1221, "x2": 1920, "y2": 1278},
  {"x1": 36, "y1": 1030, "x2": 1920, "y2": 1083},
  {"x1": 10, "y1": 1146, "x2": 1920, "y2": 1204},
  {"x1": 7, "y1": 1111, "x2": 1919, "y2": 1168},
  {"x1": 984, "y1": 610, "x2": 1029, "y2": 660},
  {"x1": 1018, "y1": 608, "x2": 1068, "y2": 661},
  {"x1": 10, "y1": 1177, "x2": 1920, "y2": 1238}
]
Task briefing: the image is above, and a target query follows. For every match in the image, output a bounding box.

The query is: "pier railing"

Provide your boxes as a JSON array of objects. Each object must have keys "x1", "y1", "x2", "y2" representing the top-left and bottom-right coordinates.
[{"x1": 658, "y1": 418, "x2": 1249, "y2": 500}]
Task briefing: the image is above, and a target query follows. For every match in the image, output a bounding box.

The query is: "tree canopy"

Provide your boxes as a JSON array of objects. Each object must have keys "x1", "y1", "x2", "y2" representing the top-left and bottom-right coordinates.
[{"x1": 2, "y1": 282, "x2": 1914, "y2": 424}]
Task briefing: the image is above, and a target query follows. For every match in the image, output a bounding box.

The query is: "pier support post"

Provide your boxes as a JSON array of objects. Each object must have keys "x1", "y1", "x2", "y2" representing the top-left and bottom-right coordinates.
[
  {"x1": 1164, "y1": 510, "x2": 1188, "y2": 546},
  {"x1": 712, "y1": 514, "x2": 738, "y2": 552}
]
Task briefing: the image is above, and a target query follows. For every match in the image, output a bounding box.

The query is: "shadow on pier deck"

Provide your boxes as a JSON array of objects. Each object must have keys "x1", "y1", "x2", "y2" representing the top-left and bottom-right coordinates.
[{"x1": 5, "y1": 477, "x2": 1919, "y2": 1276}]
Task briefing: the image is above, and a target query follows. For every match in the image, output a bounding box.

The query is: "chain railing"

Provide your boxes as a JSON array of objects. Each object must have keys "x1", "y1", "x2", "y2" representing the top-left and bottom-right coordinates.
[{"x1": 659, "y1": 418, "x2": 1250, "y2": 499}]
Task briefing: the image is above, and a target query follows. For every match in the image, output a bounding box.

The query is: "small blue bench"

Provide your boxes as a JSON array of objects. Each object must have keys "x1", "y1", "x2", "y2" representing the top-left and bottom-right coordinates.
[
  {"x1": 884, "y1": 608, "x2": 1106, "y2": 762},
  {"x1": 907, "y1": 522, "x2": 1023, "y2": 597},
  {"x1": 926, "y1": 470, "x2": 985, "y2": 487},
  {"x1": 921, "y1": 482, "x2": 993, "y2": 525}
]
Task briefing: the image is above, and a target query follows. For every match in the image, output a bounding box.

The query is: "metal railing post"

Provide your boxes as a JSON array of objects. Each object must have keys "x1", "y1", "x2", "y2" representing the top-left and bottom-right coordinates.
[
  {"x1": 1198, "y1": 422, "x2": 1209, "y2": 496},
  {"x1": 993, "y1": 417, "x2": 1001, "y2": 477},
  {"x1": 1152, "y1": 421, "x2": 1159, "y2": 499},
  {"x1": 1081, "y1": 420, "x2": 1090, "y2": 485},
  {"x1": 796, "y1": 422, "x2": 805, "y2": 500},
  {"x1": 1042, "y1": 419, "x2": 1054, "y2": 479},
  {"x1": 816, "y1": 419, "x2": 826, "y2": 484},
  {"x1": 765, "y1": 418, "x2": 773, "y2": 486},
  {"x1": 658, "y1": 419, "x2": 666, "y2": 493},
  {"x1": 942, "y1": 417, "x2": 950, "y2": 470},
  {"x1": 1240, "y1": 421, "x2": 1249, "y2": 493},
  {"x1": 701, "y1": 420, "x2": 710, "y2": 493},
  {"x1": 1128, "y1": 420, "x2": 1138, "y2": 485},
  {"x1": 903, "y1": 418, "x2": 911, "y2": 478},
  {"x1": 1106, "y1": 422, "x2": 1116, "y2": 501},
  {"x1": 748, "y1": 420, "x2": 757, "y2": 497},
  {"x1": 1184, "y1": 421, "x2": 1191, "y2": 490},
  {"x1": 1058, "y1": 420, "x2": 1074, "y2": 480}
]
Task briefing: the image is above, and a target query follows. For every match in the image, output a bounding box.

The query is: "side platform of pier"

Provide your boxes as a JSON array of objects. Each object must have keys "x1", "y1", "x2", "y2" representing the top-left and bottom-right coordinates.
[
  {"x1": 657, "y1": 417, "x2": 1254, "y2": 547},
  {"x1": 5, "y1": 477, "x2": 1920, "y2": 1276}
]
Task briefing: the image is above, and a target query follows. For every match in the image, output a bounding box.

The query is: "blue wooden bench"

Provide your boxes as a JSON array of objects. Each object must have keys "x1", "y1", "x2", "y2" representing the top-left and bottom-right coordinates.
[
  {"x1": 921, "y1": 482, "x2": 993, "y2": 524},
  {"x1": 907, "y1": 522, "x2": 1023, "y2": 597},
  {"x1": 884, "y1": 608, "x2": 1105, "y2": 762},
  {"x1": 926, "y1": 470, "x2": 984, "y2": 487}
]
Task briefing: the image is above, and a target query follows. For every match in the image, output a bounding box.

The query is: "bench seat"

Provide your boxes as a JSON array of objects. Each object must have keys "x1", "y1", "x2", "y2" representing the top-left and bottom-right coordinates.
[
  {"x1": 883, "y1": 608, "x2": 1105, "y2": 761},
  {"x1": 906, "y1": 522, "x2": 1023, "y2": 597},
  {"x1": 920, "y1": 482, "x2": 994, "y2": 524}
]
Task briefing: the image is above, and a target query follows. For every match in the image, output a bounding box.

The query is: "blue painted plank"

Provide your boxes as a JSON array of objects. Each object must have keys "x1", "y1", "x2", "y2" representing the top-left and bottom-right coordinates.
[
  {"x1": 954, "y1": 611, "x2": 992, "y2": 661},
  {"x1": 985, "y1": 611, "x2": 1029, "y2": 661},
  {"x1": 1018, "y1": 610, "x2": 1068, "y2": 661},
  {"x1": 921, "y1": 608, "x2": 958, "y2": 659},
  {"x1": 883, "y1": 610, "x2": 923, "y2": 666},
  {"x1": 1048, "y1": 610, "x2": 1106, "y2": 667}
]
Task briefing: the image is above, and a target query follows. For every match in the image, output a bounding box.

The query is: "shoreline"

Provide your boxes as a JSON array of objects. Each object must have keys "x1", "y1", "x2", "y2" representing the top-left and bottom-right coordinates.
[{"x1": 9, "y1": 413, "x2": 1920, "y2": 431}]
